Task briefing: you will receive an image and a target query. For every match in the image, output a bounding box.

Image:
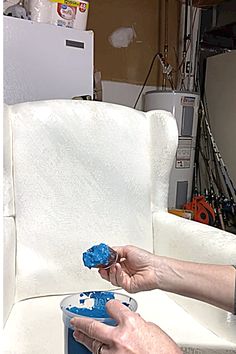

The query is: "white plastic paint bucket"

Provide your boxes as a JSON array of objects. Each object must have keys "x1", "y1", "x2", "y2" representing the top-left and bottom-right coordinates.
[{"x1": 60, "y1": 291, "x2": 138, "y2": 354}]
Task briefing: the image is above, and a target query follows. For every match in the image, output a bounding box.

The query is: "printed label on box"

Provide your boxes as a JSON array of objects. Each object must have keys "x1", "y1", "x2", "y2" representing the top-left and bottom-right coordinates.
[{"x1": 50, "y1": 0, "x2": 89, "y2": 9}]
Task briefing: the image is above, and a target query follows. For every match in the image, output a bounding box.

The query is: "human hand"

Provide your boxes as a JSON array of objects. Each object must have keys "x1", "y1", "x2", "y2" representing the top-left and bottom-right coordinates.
[
  {"x1": 71, "y1": 299, "x2": 182, "y2": 354},
  {"x1": 98, "y1": 245, "x2": 161, "y2": 293}
]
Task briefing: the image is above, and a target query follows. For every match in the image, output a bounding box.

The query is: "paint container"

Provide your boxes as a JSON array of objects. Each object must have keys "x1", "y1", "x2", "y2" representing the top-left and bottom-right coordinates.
[
  {"x1": 60, "y1": 291, "x2": 138, "y2": 354},
  {"x1": 28, "y1": 0, "x2": 53, "y2": 23},
  {"x1": 73, "y1": 0, "x2": 89, "y2": 30}
]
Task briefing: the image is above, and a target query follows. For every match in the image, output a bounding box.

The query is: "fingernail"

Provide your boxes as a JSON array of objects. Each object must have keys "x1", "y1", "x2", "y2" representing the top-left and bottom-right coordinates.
[{"x1": 70, "y1": 318, "x2": 75, "y2": 326}]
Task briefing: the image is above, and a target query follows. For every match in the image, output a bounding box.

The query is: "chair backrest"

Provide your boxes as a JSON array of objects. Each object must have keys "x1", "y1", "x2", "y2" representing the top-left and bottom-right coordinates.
[
  {"x1": 6, "y1": 100, "x2": 178, "y2": 301},
  {"x1": 4, "y1": 104, "x2": 15, "y2": 217}
]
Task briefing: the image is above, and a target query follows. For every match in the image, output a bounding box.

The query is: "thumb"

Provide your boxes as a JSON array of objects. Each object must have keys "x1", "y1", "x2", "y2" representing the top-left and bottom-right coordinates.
[{"x1": 105, "y1": 299, "x2": 134, "y2": 324}]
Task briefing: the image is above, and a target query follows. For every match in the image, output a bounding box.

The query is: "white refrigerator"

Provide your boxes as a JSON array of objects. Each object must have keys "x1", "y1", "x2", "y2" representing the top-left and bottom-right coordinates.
[{"x1": 4, "y1": 16, "x2": 94, "y2": 104}]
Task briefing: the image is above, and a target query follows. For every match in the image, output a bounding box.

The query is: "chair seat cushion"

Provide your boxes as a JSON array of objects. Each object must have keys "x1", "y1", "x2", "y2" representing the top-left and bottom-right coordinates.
[{"x1": 3, "y1": 289, "x2": 236, "y2": 354}]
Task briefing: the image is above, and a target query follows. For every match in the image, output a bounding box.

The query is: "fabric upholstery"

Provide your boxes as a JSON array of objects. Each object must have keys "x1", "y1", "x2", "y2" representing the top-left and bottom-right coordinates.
[
  {"x1": 3, "y1": 290, "x2": 236, "y2": 354},
  {"x1": 153, "y1": 211, "x2": 236, "y2": 343},
  {"x1": 3, "y1": 216, "x2": 16, "y2": 326},
  {"x1": 3, "y1": 105, "x2": 15, "y2": 217},
  {"x1": 9, "y1": 100, "x2": 153, "y2": 301},
  {"x1": 3, "y1": 100, "x2": 236, "y2": 353},
  {"x1": 148, "y1": 110, "x2": 178, "y2": 211}
]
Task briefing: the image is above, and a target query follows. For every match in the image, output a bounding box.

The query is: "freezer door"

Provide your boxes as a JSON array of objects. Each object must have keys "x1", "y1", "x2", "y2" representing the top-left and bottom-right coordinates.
[{"x1": 4, "y1": 17, "x2": 93, "y2": 104}]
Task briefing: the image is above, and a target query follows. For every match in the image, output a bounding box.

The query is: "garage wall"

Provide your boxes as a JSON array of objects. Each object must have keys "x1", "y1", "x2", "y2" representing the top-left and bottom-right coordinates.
[{"x1": 87, "y1": 0, "x2": 180, "y2": 87}]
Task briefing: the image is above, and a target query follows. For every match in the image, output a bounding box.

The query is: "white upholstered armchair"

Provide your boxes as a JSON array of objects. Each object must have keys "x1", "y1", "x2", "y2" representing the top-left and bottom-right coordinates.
[{"x1": 3, "y1": 100, "x2": 236, "y2": 354}]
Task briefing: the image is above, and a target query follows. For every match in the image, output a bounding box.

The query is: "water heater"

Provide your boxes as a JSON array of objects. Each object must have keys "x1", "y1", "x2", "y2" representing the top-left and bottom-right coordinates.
[{"x1": 144, "y1": 90, "x2": 200, "y2": 209}]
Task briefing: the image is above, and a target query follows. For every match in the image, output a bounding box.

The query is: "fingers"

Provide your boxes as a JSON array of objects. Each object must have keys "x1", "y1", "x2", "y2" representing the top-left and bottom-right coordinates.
[
  {"x1": 71, "y1": 301, "x2": 134, "y2": 352},
  {"x1": 114, "y1": 263, "x2": 125, "y2": 285},
  {"x1": 98, "y1": 264, "x2": 121, "y2": 286},
  {"x1": 105, "y1": 299, "x2": 134, "y2": 325},
  {"x1": 103, "y1": 263, "x2": 124, "y2": 287},
  {"x1": 112, "y1": 246, "x2": 130, "y2": 259},
  {"x1": 99, "y1": 263, "x2": 130, "y2": 291},
  {"x1": 70, "y1": 317, "x2": 111, "y2": 344},
  {"x1": 98, "y1": 268, "x2": 110, "y2": 282},
  {"x1": 109, "y1": 264, "x2": 119, "y2": 286}
]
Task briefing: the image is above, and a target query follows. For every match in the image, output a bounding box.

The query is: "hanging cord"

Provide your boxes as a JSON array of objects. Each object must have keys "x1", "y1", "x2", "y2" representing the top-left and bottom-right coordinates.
[
  {"x1": 133, "y1": 52, "x2": 174, "y2": 109},
  {"x1": 198, "y1": 103, "x2": 221, "y2": 196},
  {"x1": 192, "y1": 101, "x2": 204, "y2": 196},
  {"x1": 199, "y1": 119, "x2": 218, "y2": 193},
  {"x1": 163, "y1": 0, "x2": 169, "y2": 89},
  {"x1": 133, "y1": 52, "x2": 159, "y2": 109},
  {"x1": 200, "y1": 100, "x2": 219, "y2": 194},
  {"x1": 187, "y1": 0, "x2": 193, "y2": 91}
]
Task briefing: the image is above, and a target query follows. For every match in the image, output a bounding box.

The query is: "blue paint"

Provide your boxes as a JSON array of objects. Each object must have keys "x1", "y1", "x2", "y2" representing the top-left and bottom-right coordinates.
[
  {"x1": 82, "y1": 243, "x2": 112, "y2": 269},
  {"x1": 67, "y1": 291, "x2": 115, "y2": 318},
  {"x1": 66, "y1": 292, "x2": 116, "y2": 354},
  {"x1": 67, "y1": 328, "x2": 91, "y2": 354},
  {"x1": 61, "y1": 291, "x2": 137, "y2": 354}
]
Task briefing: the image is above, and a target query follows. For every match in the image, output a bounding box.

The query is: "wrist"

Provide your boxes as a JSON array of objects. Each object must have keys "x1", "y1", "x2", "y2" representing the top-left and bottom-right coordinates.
[{"x1": 152, "y1": 256, "x2": 183, "y2": 292}]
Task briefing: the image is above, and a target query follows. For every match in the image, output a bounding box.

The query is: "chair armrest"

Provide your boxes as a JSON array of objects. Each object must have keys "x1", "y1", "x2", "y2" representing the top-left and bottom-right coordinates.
[
  {"x1": 3, "y1": 216, "x2": 16, "y2": 326},
  {"x1": 153, "y1": 210, "x2": 236, "y2": 263},
  {"x1": 152, "y1": 211, "x2": 236, "y2": 343}
]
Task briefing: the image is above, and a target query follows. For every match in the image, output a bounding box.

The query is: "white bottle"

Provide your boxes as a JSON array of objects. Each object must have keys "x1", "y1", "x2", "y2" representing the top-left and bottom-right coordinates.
[
  {"x1": 51, "y1": 1, "x2": 77, "y2": 28},
  {"x1": 73, "y1": 0, "x2": 89, "y2": 31}
]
